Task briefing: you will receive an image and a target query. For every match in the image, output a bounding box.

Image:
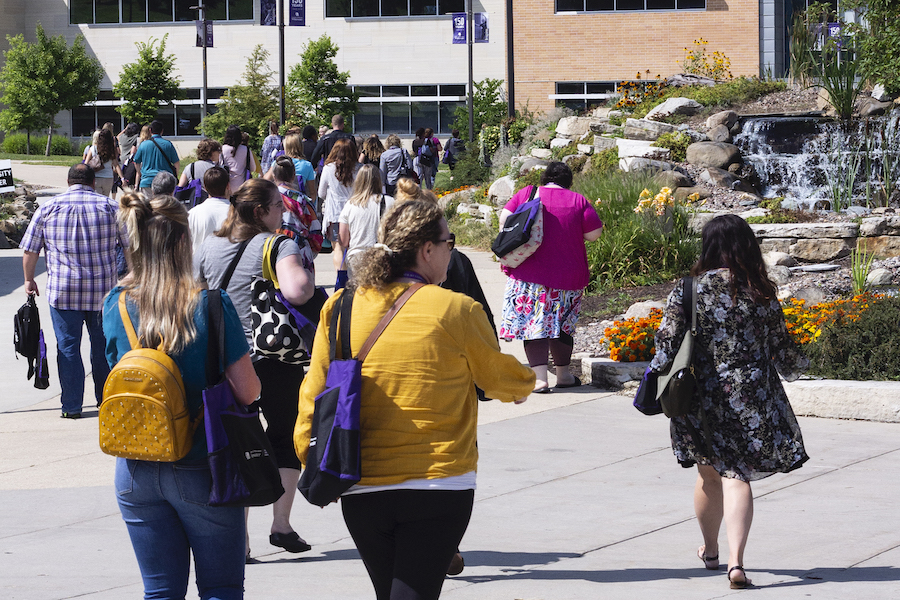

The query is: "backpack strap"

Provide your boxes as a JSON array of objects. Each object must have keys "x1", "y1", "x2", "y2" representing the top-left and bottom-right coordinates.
[
  {"x1": 219, "y1": 239, "x2": 251, "y2": 290},
  {"x1": 205, "y1": 289, "x2": 225, "y2": 386},
  {"x1": 118, "y1": 293, "x2": 141, "y2": 351}
]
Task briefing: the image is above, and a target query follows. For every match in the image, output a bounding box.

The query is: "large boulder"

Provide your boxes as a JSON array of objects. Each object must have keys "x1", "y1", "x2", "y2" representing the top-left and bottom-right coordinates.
[
  {"x1": 699, "y1": 167, "x2": 758, "y2": 195},
  {"x1": 791, "y1": 286, "x2": 829, "y2": 306},
  {"x1": 706, "y1": 110, "x2": 739, "y2": 130},
  {"x1": 518, "y1": 157, "x2": 550, "y2": 176},
  {"x1": 707, "y1": 124, "x2": 732, "y2": 143},
  {"x1": 624, "y1": 301, "x2": 666, "y2": 320},
  {"x1": 555, "y1": 116, "x2": 594, "y2": 139},
  {"x1": 590, "y1": 122, "x2": 624, "y2": 135},
  {"x1": 867, "y1": 268, "x2": 893, "y2": 286},
  {"x1": 789, "y1": 238, "x2": 853, "y2": 261},
  {"x1": 645, "y1": 98, "x2": 703, "y2": 121},
  {"x1": 550, "y1": 137, "x2": 572, "y2": 149},
  {"x1": 872, "y1": 83, "x2": 892, "y2": 102},
  {"x1": 620, "y1": 157, "x2": 673, "y2": 173},
  {"x1": 623, "y1": 118, "x2": 678, "y2": 141},
  {"x1": 859, "y1": 96, "x2": 893, "y2": 117},
  {"x1": 763, "y1": 251, "x2": 798, "y2": 267},
  {"x1": 616, "y1": 138, "x2": 670, "y2": 160},
  {"x1": 686, "y1": 142, "x2": 742, "y2": 169},
  {"x1": 594, "y1": 136, "x2": 617, "y2": 151},
  {"x1": 487, "y1": 176, "x2": 516, "y2": 206},
  {"x1": 530, "y1": 148, "x2": 552, "y2": 160},
  {"x1": 653, "y1": 169, "x2": 693, "y2": 189},
  {"x1": 674, "y1": 186, "x2": 710, "y2": 203}
]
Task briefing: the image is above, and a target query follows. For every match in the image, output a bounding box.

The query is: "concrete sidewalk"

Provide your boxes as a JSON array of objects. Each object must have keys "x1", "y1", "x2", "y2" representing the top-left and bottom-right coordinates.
[{"x1": 1, "y1": 163, "x2": 898, "y2": 598}]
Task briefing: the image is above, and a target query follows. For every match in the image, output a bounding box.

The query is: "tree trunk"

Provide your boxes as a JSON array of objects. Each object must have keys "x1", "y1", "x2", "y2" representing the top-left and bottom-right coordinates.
[
  {"x1": 26, "y1": 131, "x2": 30, "y2": 155},
  {"x1": 45, "y1": 125, "x2": 53, "y2": 157}
]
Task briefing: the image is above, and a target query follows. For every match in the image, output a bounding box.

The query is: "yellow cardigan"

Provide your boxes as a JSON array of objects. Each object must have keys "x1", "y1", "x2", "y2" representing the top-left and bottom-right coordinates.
[{"x1": 294, "y1": 282, "x2": 535, "y2": 486}]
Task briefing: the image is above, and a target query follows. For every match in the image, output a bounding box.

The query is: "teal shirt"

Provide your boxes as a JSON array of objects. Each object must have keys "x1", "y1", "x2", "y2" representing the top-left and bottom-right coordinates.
[
  {"x1": 103, "y1": 288, "x2": 249, "y2": 461},
  {"x1": 133, "y1": 135, "x2": 180, "y2": 188}
]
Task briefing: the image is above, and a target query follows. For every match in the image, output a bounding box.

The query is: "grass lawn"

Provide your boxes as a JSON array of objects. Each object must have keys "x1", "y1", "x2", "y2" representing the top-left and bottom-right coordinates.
[{"x1": 0, "y1": 153, "x2": 84, "y2": 166}]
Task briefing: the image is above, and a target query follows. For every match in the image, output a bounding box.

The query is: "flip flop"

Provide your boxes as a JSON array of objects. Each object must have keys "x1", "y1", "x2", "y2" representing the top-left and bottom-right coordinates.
[
  {"x1": 554, "y1": 376, "x2": 582, "y2": 389},
  {"x1": 728, "y1": 565, "x2": 753, "y2": 589}
]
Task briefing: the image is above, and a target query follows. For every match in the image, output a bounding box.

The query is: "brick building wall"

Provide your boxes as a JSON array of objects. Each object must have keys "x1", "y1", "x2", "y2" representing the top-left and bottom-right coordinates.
[{"x1": 510, "y1": 0, "x2": 760, "y2": 112}]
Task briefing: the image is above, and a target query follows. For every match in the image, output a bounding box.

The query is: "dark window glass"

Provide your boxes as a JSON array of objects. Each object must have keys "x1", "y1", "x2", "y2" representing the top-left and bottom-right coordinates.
[
  {"x1": 183, "y1": 88, "x2": 202, "y2": 99},
  {"x1": 586, "y1": 82, "x2": 616, "y2": 93},
  {"x1": 382, "y1": 0, "x2": 409, "y2": 17},
  {"x1": 148, "y1": 0, "x2": 173, "y2": 21},
  {"x1": 155, "y1": 107, "x2": 176, "y2": 136},
  {"x1": 96, "y1": 0, "x2": 119, "y2": 22},
  {"x1": 412, "y1": 85, "x2": 438, "y2": 97},
  {"x1": 382, "y1": 86, "x2": 409, "y2": 98},
  {"x1": 354, "y1": 0, "x2": 380, "y2": 17},
  {"x1": 326, "y1": 0, "x2": 351, "y2": 16},
  {"x1": 440, "y1": 84, "x2": 466, "y2": 97},
  {"x1": 439, "y1": 0, "x2": 463, "y2": 13},
  {"x1": 97, "y1": 107, "x2": 122, "y2": 131},
  {"x1": 72, "y1": 107, "x2": 96, "y2": 137},
  {"x1": 355, "y1": 103, "x2": 382, "y2": 134},
  {"x1": 97, "y1": 90, "x2": 118, "y2": 101},
  {"x1": 383, "y1": 102, "x2": 409, "y2": 134},
  {"x1": 616, "y1": 0, "x2": 643, "y2": 8},
  {"x1": 206, "y1": 0, "x2": 227, "y2": 19},
  {"x1": 556, "y1": 82, "x2": 584, "y2": 95},
  {"x1": 122, "y1": 0, "x2": 147, "y2": 22},
  {"x1": 411, "y1": 102, "x2": 438, "y2": 133},
  {"x1": 439, "y1": 101, "x2": 463, "y2": 134},
  {"x1": 175, "y1": 0, "x2": 196, "y2": 21},
  {"x1": 410, "y1": 0, "x2": 437, "y2": 15},
  {"x1": 71, "y1": 0, "x2": 94, "y2": 23},
  {"x1": 556, "y1": 99, "x2": 587, "y2": 111},
  {"x1": 647, "y1": 0, "x2": 675, "y2": 7},
  {"x1": 677, "y1": 0, "x2": 704, "y2": 7},
  {"x1": 356, "y1": 86, "x2": 381, "y2": 97},
  {"x1": 176, "y1": 105, "x2": 202, "y2": 135},
  {"x1": 229, "y1": 0, "x2": 253, "y2": 19},
  {"x1": 556, "y1": 0, "x2": 583, "y2": 11},
  {"x1": 208, "y1": 88, "x2": 228, "y2": 99},
  {"x1": 585, "y1": 0, "x2": 613, "y2": 9}
]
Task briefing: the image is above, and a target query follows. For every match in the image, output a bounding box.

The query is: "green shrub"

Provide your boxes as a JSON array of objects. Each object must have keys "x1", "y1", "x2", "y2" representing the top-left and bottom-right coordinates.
[
  {"x1": 575, "y1": 170, "x2": 700, "y2": 291},
  {"x1": 591, "y1": 147, "x2": 619, "y2": 173},
  {"x1": 450, "y1": 151, "x2": 490, "y2": 187},
  {"x1": 630, "y1": 77, "x2": 786, "y2": 119},
  {"x1": 745, "y1": 210, "x2": 799, "y2": 224},
  {"x1": 608, "y1": 114, "x2": 624, "y2": 126},
  {"x1": 2, "y1": 133, "x2": 76, "y2": 156},
  {"x1": 805, "y1": 295, "x2": 900, "y2": 380},
  {"x1": 551, "y1": 143, "x2": 578, "y2": 161},
  {"x1": 515, "y1": 167, "x2": 543, "y2": 192},
  {"x1": 448, "y1": 212, "x2": 495, "y2": 251},
  {"x1": 507, "y1": 117, "x2": 530, "y2": 146},
  {"x1": 568, "y1": 155, "x2": 588, "y2": 173},
  {"x1": 653, "y1": 131, "x2": 692, "y2": 162}
]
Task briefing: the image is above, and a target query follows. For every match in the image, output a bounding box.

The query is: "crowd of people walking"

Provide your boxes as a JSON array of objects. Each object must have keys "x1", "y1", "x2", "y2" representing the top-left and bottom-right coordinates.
[{"x1": 20, "y1": 113, "x2": 810, "y2": 598}]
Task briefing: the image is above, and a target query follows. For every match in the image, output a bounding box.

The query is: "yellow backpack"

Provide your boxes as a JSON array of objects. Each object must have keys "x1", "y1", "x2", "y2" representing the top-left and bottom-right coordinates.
[{"x1": 99, "y1": 293, "x2": 200, "y2": 461}]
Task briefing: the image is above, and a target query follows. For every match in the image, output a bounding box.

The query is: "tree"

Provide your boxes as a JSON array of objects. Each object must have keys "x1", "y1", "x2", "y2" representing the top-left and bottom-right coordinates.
[
  {"x1": 201, "y1": 45, "x2": 279, "y2": 152},
  {"x1": 285, "y1": 35, "x2": 357, "y2": 128},
  {"x1": 452, "y1": 78, "x2": 507, "y2": 139},
  {"x1": 847, "y1": 0, "x2": 900, "y2": 95},
  {"x1": 114, "y1": 35, "x2": 183, "y2": 125},
  {"x1": 0, "y1": 24, "x2": 102, "y2": 155}
]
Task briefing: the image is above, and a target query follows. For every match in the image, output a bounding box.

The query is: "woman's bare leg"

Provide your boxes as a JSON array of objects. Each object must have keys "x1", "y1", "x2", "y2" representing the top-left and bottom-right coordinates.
[
  {"x1": 695, "y1": 465, "x2": 723, "y2": 560},
  {"x1": 722, "y1": 476, "x2": 753, "y2": 579},
  {"x1": 272, "y1": 468, "x2": 300, "y2": 534}
]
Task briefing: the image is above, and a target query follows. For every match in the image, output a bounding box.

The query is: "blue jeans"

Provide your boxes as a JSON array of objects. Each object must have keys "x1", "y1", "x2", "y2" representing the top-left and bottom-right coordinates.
[
  {"x1": 49, "y1": 307, "x2": 110, "y2": 415},
  {"x1": 115, "y1": 459, "x2": 246, "y2": 600}
]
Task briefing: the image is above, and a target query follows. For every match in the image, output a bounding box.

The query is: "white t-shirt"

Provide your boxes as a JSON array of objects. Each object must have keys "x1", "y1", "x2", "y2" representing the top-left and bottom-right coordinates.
[
  {"x1": 189, "y1": 196, "x2": 231, "y2": 267},
  {"x1": 319, "y1": 162, "x2": 359, "y2": 230},
  {"x1": 338, "y1": 194, "x2": 394, "y2": 258}
]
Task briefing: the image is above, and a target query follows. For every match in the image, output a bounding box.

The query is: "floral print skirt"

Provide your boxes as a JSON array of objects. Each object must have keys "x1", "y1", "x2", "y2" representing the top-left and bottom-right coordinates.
[{"x1": 499, "y1": 278, "x2": 582, "y2": 341}]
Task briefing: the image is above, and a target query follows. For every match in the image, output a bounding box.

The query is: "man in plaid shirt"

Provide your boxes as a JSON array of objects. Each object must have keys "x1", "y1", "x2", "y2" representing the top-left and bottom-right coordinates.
[{"x1": 21, "y1": 164, "x2": 127, "y2": 419}]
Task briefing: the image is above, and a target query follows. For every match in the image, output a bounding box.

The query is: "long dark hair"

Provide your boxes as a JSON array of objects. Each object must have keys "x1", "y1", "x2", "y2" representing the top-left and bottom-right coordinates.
[
  {"x1": 223, "y1": 125, "x2": 242, "y2": 149},
  {"x1": 96, "y1": 129, "x2": 116, "y2": 163},
  {"x1": 691, "y1": 214, "x2": 777, "y2": 302}
]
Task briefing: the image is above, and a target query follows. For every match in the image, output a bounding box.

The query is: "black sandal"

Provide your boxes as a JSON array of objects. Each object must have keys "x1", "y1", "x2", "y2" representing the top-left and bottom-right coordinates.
[
  {"x1": 698, "y1": 546, "x2": 719, "y2": 570},
  {"x1": 728, "y1": 565, "x2": 752, "y2": 589}
]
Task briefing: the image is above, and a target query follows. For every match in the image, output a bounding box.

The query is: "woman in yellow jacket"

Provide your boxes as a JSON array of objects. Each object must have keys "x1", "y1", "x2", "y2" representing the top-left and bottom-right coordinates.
[{"x1": 295, "y1": 200, "x2": 535, "y2": 600}]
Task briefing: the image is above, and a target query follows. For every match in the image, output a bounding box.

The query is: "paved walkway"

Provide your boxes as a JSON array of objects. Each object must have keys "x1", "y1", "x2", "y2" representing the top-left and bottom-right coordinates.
[{"x1": 1, "y1": 166, "x2": 899, "y2": 599}]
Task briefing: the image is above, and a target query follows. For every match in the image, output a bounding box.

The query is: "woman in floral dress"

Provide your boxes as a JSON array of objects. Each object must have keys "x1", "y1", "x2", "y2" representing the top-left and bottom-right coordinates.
[{"x1": 651, "y1": 214, "x2": 809, "y2": 589}]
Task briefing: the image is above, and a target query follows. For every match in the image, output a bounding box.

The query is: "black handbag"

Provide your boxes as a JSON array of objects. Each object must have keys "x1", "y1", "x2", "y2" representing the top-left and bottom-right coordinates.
[
  {"x1": 633, "y1": 366, "x2": 661, "y2": 415},
  {"x1": 491, "y1": 185, "x2": 543, "y2": 267},
  {"x1": 656, "y1": 277, "x2": 697, "y2": 418}
]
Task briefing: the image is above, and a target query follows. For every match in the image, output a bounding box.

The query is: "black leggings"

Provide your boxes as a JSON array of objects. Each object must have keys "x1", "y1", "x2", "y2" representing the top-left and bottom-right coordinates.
[
  {"x1": 523, "y1": 331, "x2": 574, "y2": 368},
  {"x1": 341, "y1": 489, "x2": 474, "y2": 600},
  {"x1": 253, "y1": 357, "x2": 303, "y2": 470}
]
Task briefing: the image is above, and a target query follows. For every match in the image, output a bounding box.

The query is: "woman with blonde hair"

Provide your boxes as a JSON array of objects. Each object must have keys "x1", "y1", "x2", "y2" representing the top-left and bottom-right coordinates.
[
  {"x1": 197, "y1": 178, "x2": 315, "y2": 560},
  {"x1": 379, "y1": 134, "x2": 411, "y2": 196},
  {"x1": 338, "y1": 164, "x2": 394, "y2": 273},
  {"x1": 139, "y1": 125, "x2": 151, "y2": 146},
  {"x1": 104, "y1": 193, "x2": 260, "y2": 599},
  {"x1": 359, "y1": 134, "x2": 385, "y2": 166},
  {"x1": 319, "y1": 137, "x2": 360, "y2": 270},
  {"x1": 296, "y1": 200, "x2": 534, "y2": 600},
  {"x1": 264, "y1": 132, "x2": 317, "y2": 201}
]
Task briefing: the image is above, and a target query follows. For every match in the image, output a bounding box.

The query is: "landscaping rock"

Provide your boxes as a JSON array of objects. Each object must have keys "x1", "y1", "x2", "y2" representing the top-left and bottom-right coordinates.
[
  {"x1": 623, "y1": 300, "x2": 665, "y2": 320},
  {"x1": 436, "y1": 189, "x2": 474, "y2": 211},
  {"x1": 590, "y1": 122, "x2": 624, "y2": 135},
  {"x1": 550, "y1": 138, "x2": 572, "y2": 149},
  {"x1": 583, "y1": 357, "x2": 649, "y2": 391},
  {"x1": 872, "y1": 84, "x2": 891, "y2": 102},
  {"x1": 707, "y1": 124, "x2": 732, "y2": 143},
  {"x1": 758, "y1": 238, "x2": 795, "y2": 254},
  {"x1": 859, "y1": 235, "x2": 900, "y2": 258},
  {"x1": 620, "y1": 157, "x2": 673, "y2": 173},
  {"x1": 686, "y1": 142, "x2": 742, "y2": 169},
  {"x1": 0, "y1": 230, "x2": 11, "y2": 250},
  {"x1": 576, "y1": 144, "x2": 594, "y2": 155},
  {"x1": 530, "y1": 148, "x2": 552, "y2": 160},
  {"x1": 616, "y1": 138, "x2": 670, "y2": 160},
  {"x1": 786, "y1": 379, "x2": 900, "y2": 423},
  {"x1": 645, "y1": 98, "x2": 703, "y2": 121},
  {"x1": 666, "y1": 73, "x2": 717, "y2": 87},
  {"x1": 858, "y1": 97, "x2": 893, "y2": 117},
  {"x1": 750, "y1": 222, "x2": 858, "y2": 239},
  {"x1": 674, "y1": 186, "x2": 710, "y2": 203},
  {"x1": 518, "y1": 157, "x2": 550, "y2": 176},
  {"x1": 791, "y1": 286, "x2": 829, "y2": 306},
  {"x1": 764, "y1": 251, "x2": 798, "y2": 267},
  {"x1": 767, "y1": 265, "x2": 791, "y2": 285},
  {"x1": 555, "y1": 116, "x2": 594, "y2": 139},
  {"x1": 866, "y1": 268, "x2": 893, "y2": 286},
  {"x1": 706, "y1": 110, "x2": 739, "y2": 130},
  {"x1": 653, "y1": 169, "x2": 693, "y2": 189},
  {"x1": 594, "y1": 136, "x2": 617, "y2": 151},
  {"x1": 487, "y1": 176, "x2": 516, "y2": 206},
  {"x1": 790, "y1": 238, "x2": 853, "y2": 261},
  {"x1": 844, "y1": 205, "x2": 871, "y2": 218},
  {"x1": 699, "y1": 167, "x2": 758, "y2": 195},
  {"x1": 623, "y1": 118, "x2": 678, "y2": 141},
  {"x1": 687, "y1": 211, "x2": 716, "y2": 232},
  {"x1": 739, "y1": 208, "x2": 769, "y2": 219}
]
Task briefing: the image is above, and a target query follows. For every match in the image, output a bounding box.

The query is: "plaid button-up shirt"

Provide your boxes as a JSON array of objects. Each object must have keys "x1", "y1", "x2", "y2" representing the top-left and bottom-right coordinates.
[{"x1": 20, "y1": 185, "x2": 126, "y2": 311}]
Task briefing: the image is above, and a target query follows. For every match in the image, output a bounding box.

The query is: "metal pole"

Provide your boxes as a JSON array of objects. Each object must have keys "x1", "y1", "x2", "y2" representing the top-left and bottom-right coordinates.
[
  {"x1": 506, "y1": 0, "x2": 514, "y2": 118},
  {"x1": 279, "y1": 0, "x2": 286, "y2": 125},
  {"x1": 201, "y1": 1, "x2": 208, "y2": 135},
  {"x1": 467, "y1": 0, "x2": 474, "y2": 142}
]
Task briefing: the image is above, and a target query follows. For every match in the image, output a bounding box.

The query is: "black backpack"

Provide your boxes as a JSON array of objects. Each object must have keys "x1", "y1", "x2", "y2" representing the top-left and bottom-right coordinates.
[
  {"x1": 418, "y1": 139, "x2": 434, "y2": 166},
  {"x1": 14, "y1": 295, "x2": 49, "y2": 389}
]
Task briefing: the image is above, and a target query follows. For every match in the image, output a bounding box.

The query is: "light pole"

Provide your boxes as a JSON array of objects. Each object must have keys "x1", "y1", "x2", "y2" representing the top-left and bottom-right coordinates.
[
  {"x1": 466, "y1": 0, "x2": 474, "y2": 142},
  {"x1": 279, "y1": 0, "x2": 286, "y2": 125},
  {"x1": 191, "y1": 2, "x2": 208, "y2": 135}
]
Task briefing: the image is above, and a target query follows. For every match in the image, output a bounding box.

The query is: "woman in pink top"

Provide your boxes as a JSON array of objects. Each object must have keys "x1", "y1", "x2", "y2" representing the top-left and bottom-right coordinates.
[
  {"x1": 221, "y1": 125, "x2": 252, "y2": 193},
  {"x1": 498, "y1": 162, "x2": 604, "y2": 393}
]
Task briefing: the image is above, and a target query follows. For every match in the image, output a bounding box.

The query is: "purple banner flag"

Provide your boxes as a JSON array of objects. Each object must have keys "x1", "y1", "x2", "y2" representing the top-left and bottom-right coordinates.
[
  {"x1": 195, "y1": 20, "x2": 213, "y2": 47},
  {"x1": 261, "y1": 0, "x2": 277, "y2": 25},
  {"x1": 474, "y1": 13, "x2": 489, "y2": 43},
  {"x1": 452, "y1": 13, "x2": 466, "y2": 44},
  {"x1": 290, "y1": 0, "x2": 305, "y2": 26}
]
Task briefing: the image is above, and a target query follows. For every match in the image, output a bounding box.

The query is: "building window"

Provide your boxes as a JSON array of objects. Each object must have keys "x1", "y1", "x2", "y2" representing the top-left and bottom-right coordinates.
[
  {"x1": 351, "y1": 84, "x2": 465, "y2": 135},
  {"x1": 71, "y1": 0, "x2": 252, "y2": 24},
  {"x1": 326, "y1": 0, "x2": 463, "y2": 18},
  {"x1": 555, "y1": 0, "x2": 703, "y2": 11},
  {"x1": 552, "y1": 82, "x2": 617, "y2": 111}
]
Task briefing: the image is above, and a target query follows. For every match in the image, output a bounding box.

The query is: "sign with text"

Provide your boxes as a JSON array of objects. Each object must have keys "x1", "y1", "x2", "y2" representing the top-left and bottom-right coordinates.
[
  {"x1": 0, "y1": 160, "x2": 14, "y2": 194},
  {"x1": 451, "y1": 13, "x2": 488, "y2": 44},
  {"x1": 195, "y1": 20, "x2": 213, "y2": 47},
  {"x1": 289, "y1": 0, "x2": 305, "y2": 26},
  {"x1": 452, "y1": 13, "x2": 466, "y2": 44}
]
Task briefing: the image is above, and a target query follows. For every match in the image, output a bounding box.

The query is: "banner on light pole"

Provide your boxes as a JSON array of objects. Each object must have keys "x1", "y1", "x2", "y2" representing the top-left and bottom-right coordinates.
[
  {"x1": 289, "y1": 0, "x2": 305, "y2": 26},
  {"x1": 195, "y1": 20, "x2": 213, "y2": 47},
  {"x1": 451, "y1": 13, "x2": 488, "y2": 44}
]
